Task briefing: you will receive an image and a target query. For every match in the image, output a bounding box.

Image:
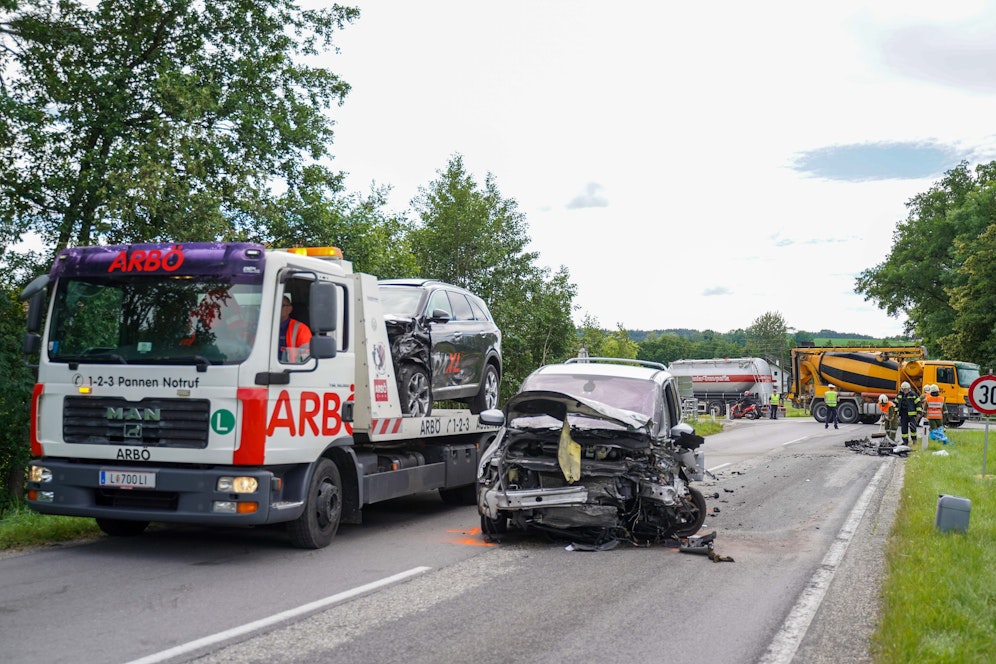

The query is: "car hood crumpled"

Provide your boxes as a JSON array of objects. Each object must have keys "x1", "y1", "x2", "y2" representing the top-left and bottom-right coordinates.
[{"x1": 504, "y1": 390, "x2": 652, "y2": 432}]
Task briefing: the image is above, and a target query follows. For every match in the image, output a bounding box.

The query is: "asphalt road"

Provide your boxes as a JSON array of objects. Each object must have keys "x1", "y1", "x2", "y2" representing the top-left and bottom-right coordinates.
[{"x1": 0, "y1": 417, "x2": 906, "y2": 664}]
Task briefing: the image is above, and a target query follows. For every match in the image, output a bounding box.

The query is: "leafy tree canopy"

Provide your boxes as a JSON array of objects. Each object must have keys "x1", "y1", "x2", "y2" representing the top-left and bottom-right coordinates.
[
  {"x1": 0, "y1": 0, "x2": 359, "y2": 252},
  {"x1": 856, "y1": 161, "x2": 996, "y2": 357}
]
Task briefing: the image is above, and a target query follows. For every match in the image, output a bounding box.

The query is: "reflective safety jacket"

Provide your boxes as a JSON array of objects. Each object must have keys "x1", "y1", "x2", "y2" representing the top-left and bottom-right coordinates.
[
  {"x1": 825, "y1": 390, "x2": 838, "y2": 407},
  {"x1": 895, "y1": 391, "x2": 921, "y2": 417},
  {"x1": 770, "y1": 392, "x2": 780, "y2": 405},
  {"x1": 925, "y1": 393, "x2": 944, "y2": 420}
]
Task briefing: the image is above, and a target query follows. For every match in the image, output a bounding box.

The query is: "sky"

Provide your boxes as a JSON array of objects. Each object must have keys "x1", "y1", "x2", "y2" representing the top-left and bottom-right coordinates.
[{"x1": 317, "y1": 1, "x2": 996, "y2": 338}]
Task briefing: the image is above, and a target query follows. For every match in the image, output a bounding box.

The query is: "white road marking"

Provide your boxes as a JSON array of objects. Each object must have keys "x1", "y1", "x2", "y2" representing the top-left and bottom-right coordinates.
[
  {"x1": 758, "y1": 462, "x2": 890, "y2": 664},
  {"x1": 125, "y1": 566, "x2": 432, "y2": 664},
  {"x1": 781, "y1": 437, "x2": 809, "y2": 446},
  {"x1": 708, "y1": 462, "x2": 732, "y2": 472}
]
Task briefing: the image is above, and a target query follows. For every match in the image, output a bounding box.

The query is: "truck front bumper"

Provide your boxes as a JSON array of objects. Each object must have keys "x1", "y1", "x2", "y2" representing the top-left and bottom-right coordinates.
[{"x1": 25, "y1": 458, "x2": 306, "y2": 526}]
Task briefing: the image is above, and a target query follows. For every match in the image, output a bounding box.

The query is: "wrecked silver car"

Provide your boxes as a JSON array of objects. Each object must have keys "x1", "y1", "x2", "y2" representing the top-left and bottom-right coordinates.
[{"x1": 477, "y1": 357, "x2": 707, "y2": 546}]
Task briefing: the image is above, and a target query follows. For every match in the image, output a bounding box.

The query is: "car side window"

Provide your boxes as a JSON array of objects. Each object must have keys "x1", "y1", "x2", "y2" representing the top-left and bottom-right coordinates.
[
  {"x1": 426, "y1": 290, "x2": 452, "y2": 318},
  {"x1": 449, "y1": 292, "x2": 475, "y2": 320},
  {"x1": 663, "y1": 382, "x2": 681, "y2": 431},
  {"x1": 469, "y1": 297, "x2": 491, "y2": 321}
]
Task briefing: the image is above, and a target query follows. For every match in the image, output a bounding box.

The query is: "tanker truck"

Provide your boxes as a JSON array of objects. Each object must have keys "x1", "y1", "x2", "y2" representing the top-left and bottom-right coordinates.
[
  {"x1": 787, "y1": 346, "x2": 980, "y2": 426},
  {"x1": 667, "y1": 357, "x2": 774, "y2": 416}
]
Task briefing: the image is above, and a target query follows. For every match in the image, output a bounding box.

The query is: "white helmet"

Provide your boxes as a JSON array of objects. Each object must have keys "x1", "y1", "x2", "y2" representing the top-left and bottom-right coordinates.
[
  {"x1": 901, "y1": 381, "x2": 911, "y2": 390},
  {"x1": 878, "y1": 394, "x2": 889, "y2": 404},
  {"x1": 827, "y1": 384, "x2": 835, "y2": 390}
]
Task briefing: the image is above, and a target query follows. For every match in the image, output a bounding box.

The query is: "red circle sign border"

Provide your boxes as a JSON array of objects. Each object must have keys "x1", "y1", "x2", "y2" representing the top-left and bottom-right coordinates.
[{"x1": 968, "y1": 375, "x2": 996, "y2": 415}]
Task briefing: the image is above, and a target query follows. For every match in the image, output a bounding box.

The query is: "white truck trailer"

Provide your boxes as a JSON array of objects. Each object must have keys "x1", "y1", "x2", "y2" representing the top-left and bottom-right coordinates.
[
  {"x1": 667, "y1": 357, "x2": 774, "y2": 415},
  {"x1": 20, "y1": 242, "x2": 500, "y2": 548}
]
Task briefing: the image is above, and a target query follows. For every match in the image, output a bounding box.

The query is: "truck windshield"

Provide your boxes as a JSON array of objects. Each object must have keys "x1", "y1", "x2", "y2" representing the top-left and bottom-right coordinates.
[
  {"x1": 48, "y1": 276, "x2": 262, "y2": 366},
  {"x1": 957, "y1": 364, "x2": 981, "y2": 387}
]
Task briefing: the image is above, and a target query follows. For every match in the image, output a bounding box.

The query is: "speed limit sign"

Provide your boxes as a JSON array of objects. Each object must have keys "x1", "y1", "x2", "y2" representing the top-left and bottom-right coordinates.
[{"x1": 968, "y1": 375, "x2": 996, "y2": 416}]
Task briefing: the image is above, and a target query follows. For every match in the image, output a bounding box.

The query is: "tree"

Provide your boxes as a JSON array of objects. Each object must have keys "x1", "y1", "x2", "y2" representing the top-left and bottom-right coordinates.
[
  {"x1": 410, "y1": 154, "x2": 577, "y2": 399},
  {"x1": 856, "y1": 161, "x2": 996, "y2": 354},
  {"x1": 746, "y1": 311, "x2": 788, "y2": 359},
  {"x1": 940, "y1": 222, "x2": 996, "y2": 367},
  {"x1": 638, "y1": 331, "x2": 692, "y2": 365},
  {"x1": 0, "y1": 0, "x2": 358, "y2": 252}
]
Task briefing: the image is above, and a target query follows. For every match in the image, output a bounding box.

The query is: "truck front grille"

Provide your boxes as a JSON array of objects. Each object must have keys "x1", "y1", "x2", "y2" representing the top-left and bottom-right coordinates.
[
  {"x1": 63, "y1": 396, "x2": 211, "y2": 448},
  {"x1": 96, "y1": 488, "x2": 180, "y2": 511}
]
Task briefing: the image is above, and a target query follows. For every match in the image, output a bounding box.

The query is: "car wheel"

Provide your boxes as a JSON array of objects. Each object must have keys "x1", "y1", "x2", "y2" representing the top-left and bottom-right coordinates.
[
  {"x1": 470, "y1": 364, "x2": 500, "y2": 414},
  {"x1": 672, "y1": 487, "x2": 707, "y2": 537},
  {"x1": 96, "y1": 518, "x2": 149, "y2": 537},
  {"x1": 399, "y1": 363, "x2": 431, "y2": 416}
]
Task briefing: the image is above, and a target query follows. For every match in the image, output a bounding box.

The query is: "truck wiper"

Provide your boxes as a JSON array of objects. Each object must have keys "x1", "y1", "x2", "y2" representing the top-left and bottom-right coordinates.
[
  {"x1": 65, "y1": 353, "x2": 129, "y2": 369},
  {"x1": 144, "y1": 355, "x2": 213, "y2": 372}
]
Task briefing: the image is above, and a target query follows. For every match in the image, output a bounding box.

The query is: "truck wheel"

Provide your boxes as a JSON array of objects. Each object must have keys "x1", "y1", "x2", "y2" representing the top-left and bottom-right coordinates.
[
  {"x1": 837, "y1": 402, "x2": 859, "y2": 424},
  {"x1": 859, "y1": 414, "x2": 881, "y2": 425},
  {"x1": 288, "y1": 458, "x2": 343, "y2": 549},
  {"x1": 946, "y1": 419, "x2": 964, "y2": 428},
  {"x1": 399, "y1": 364, "x2": 431, "y2": 417},
  {"x1": 811, "y1": 401, "x2": 827, "y2": 423},
  {"x1": 672, "y1": 487, "x2": 707, "y2": 537},
  {"x1": 469, "y1": 364, "x2": 500, "y2": 414},
  {"x1": 708, "y1": 401, "x2": 724, "y2": 417},
  {"x1": 96, "y1": 518, "x2": 149, "y2": 537},
  {"x1": 439, "y1": 484, "x2": 477, "y2": 505}
]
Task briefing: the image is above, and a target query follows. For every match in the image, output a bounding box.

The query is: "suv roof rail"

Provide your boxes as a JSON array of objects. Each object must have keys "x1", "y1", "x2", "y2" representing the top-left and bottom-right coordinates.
[{"x1": 564, "y1": 356, "x2": 667, "y2": 371}]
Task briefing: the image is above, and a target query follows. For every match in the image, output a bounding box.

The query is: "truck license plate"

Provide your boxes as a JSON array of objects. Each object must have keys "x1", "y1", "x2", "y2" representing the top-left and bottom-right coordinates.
[{"x1": 99, "y1": 470, "x2": 156, "y2": 489}]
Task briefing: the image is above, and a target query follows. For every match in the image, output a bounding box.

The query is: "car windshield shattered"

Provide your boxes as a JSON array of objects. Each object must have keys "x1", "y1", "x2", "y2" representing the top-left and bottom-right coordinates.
[{"x1": 478, "y1": 360, "x2": 707, "y2": 548}]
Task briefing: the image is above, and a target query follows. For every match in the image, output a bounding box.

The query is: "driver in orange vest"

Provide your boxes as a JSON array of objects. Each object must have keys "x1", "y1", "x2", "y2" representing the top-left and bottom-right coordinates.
[{"x1": 279, "y1": 294, "x2": 312, "y2": 363}]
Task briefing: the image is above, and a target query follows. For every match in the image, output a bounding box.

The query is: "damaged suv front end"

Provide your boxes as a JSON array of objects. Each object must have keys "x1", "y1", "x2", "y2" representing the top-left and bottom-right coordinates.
[{"x1": 477, "y1": 358, "x2": 706, "y2": 546}]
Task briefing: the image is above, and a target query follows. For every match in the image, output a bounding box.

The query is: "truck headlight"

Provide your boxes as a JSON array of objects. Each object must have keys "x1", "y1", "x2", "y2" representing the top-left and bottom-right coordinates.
[
  {"x1": 29, "y1": 465, "x2": 52, "y2": 483},
  {"x1": 216, "y1": 476, "x2": 258, "y2": 493}
]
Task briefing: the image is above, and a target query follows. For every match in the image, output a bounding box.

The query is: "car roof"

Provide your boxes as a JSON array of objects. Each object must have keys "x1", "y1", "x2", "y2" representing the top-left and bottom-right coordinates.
[
  {"x1": 379, "y1": 279, "x2": 474, "y2": 294},
  {"x1": 530, "y1": 358, "x2": 672, "y2": 383}
]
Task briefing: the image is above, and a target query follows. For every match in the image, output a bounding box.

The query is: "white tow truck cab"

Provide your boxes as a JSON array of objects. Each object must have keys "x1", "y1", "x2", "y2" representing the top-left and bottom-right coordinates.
[{"x1": 21, "y1": 242, "x2": 501, "y2": 548}]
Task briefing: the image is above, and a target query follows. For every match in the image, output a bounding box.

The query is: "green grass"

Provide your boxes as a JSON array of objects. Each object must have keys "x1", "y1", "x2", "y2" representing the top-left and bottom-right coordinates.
[
  {"x1": 0, "y1": 504, "x2": 101, "y2": 551},
  {"x1": 873, "y1": 428, "x2": 996, "y2": 663},
  {"x1": 686, "y1": 416, "x2": 724, "y2": 436}
]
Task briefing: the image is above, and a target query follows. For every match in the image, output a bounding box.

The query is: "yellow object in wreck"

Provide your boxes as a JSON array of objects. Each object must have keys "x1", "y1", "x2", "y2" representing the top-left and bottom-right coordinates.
[{"x1": 558, "y1": 419, "x2": 582, "y2": 483}]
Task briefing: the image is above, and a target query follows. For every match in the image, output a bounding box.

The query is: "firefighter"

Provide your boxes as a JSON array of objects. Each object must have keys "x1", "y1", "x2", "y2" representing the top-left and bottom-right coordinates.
[
  {"x1": 895, "y1": 381, "x2": 922, "y2": 447},
  {"x1": 824, "y1": 384, "x2": 839, "y2": 429},
  {"x1": 925, "y1": 384, "x2": 944, "y2": 431},
  {"x1": 878, "y1": 393, "x2": 898, "y2": 440}
]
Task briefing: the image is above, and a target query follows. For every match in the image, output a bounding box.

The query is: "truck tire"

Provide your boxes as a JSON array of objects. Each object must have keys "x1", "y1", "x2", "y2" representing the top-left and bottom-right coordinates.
[
  {"x1": 811, "y1": 401, "x2": 827, "y2": 423},
  {"x1": 946, "y1": 419, "x2": 964, "y2": 428},
  {"x1": 469, "y1": 364, "x2": 500, "y2": 414},
  {"x1": 288, "y1": 458, "x2": 343, "y2": 549},
  {"x1": 708, "y1": 401, "x2": 724, "y2": 417},
  {"x1": 96, "y1": 518, "x2": 149, "y2": 537},
  {"x1": 859, "y1": 414, "x2": 881, "y2": 425},
  {"x1": 399, "y1": 363, "x2": 431, "y2": 417},
  {"x1": 439, "y1": 484, "x2": 477, "y2": 505},
  {"x1": 837, "y1": 402, "x2": 859, "y2": 424}
]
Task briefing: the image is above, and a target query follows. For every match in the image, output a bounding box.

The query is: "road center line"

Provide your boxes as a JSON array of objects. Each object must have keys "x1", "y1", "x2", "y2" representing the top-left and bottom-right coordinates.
[
  {"x1": 708, "y1": 462, "x2": 731, "y2": 472},
  {"x1": 781, "y1": 436, "x2": 809, "y2": 446},
  {"x1": 758, "y1": 461, "x2": 890, "y2": 664},
  {"x1": 125, "y1": 566, "x2": 432, "y2": 664}
]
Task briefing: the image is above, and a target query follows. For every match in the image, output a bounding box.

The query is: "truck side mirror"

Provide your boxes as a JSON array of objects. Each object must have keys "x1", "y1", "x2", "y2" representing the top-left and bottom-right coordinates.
[
  {"x1": 309, "y1": 282, "x2": 337, "y2": 334},
  {"x1": 310, "y1": 335, "x2": 336, "y2": 359}
]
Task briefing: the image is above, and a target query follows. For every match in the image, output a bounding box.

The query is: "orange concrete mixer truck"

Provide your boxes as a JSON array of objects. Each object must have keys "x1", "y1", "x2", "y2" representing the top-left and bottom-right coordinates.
[{"x1": 787, "y1": 346, "x2": 980, "y2": 426}]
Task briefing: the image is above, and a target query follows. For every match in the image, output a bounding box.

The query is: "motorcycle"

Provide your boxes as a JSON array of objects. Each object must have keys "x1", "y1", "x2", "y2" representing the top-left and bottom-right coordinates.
[{"x1": 729, "y1": 400, "x2": 762, "y2": 420}]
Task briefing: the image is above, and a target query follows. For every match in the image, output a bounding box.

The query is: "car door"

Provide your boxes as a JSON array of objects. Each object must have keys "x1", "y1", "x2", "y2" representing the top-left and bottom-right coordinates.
[
  {"x1": 425, "y1": 288, "x2": 460, "y2": 398},
  {"x1": 444, "y1": 290, "x2": 484, "y2": 395}
]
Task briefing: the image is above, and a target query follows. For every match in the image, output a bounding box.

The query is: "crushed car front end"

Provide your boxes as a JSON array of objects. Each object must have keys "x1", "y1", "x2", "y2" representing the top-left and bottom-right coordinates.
[{"x1": 478, "y1": 390, "x2": 705, "y2": 545}]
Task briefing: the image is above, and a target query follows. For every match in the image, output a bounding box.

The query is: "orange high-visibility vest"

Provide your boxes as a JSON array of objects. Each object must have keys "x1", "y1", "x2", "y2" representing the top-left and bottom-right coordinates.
[{"x1": 925, "y1": 393, "x2": 944, "y2": 420}]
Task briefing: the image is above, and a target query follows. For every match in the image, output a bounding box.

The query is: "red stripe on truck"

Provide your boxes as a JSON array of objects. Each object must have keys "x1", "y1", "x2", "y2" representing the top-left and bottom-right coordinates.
[
  {"x1": 235, "y1": 388, "x2": 267, "y2": 465},
  {"x1": 30, "y1": 383, "x2": 43, "y2": 456}
]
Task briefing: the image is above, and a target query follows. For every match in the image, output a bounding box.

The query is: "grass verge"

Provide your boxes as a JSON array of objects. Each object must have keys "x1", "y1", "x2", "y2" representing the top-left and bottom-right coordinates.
[
  {"x1": 873, "y1": 427, "x2": 996, "y2": 663},
  {"x1": 0, "y1": 504, "x2": 100, "y2": 551}
]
